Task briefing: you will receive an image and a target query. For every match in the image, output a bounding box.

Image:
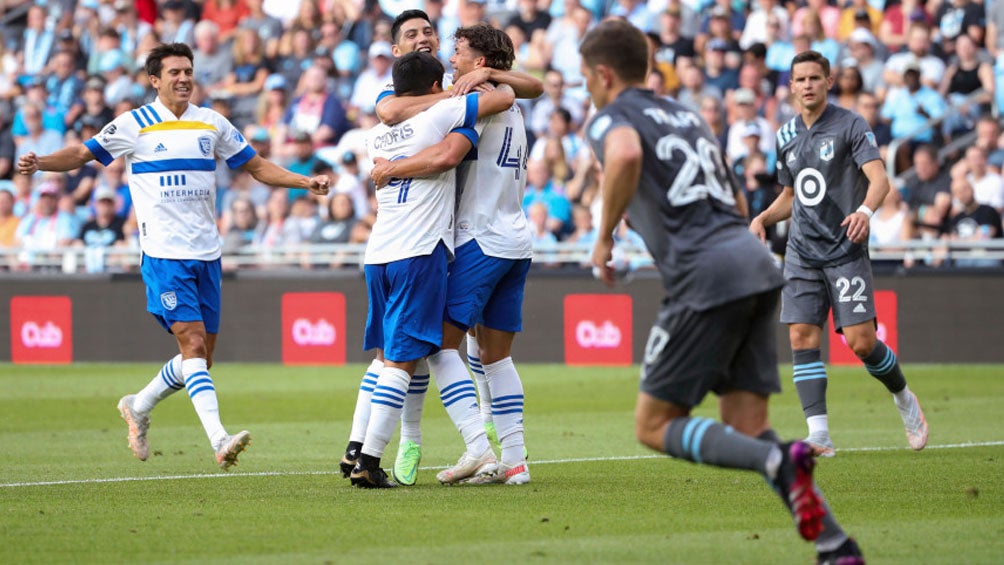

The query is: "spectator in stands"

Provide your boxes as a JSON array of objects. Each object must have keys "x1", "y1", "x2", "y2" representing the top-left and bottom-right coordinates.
[
  {"x1": 726, "y1": 88, "x2": 774, "y2": 166},
  {"x1": 844, "y1": 29, "x2": 884, "y2": 96},
  {"x1": 310, "y1": 192, "x2": 357, "y2": 245},
  {"x1": 940, "y1": 176, "x2": 1003, "y2": 267},
  {"x1": 192, "y1": 21, "x2": 234, "y2": 92},
  {"x1": 564, "y1": 203, "x2": 595, "y2": 246},
  {"x1": 526, "y1": 201, "x2": 558, "y2": 265},
  {"x1": 255, "y1": 188, "x2": 295, "y2": 249},
  {"x1": 279, "y1": 64, "x2": 350, "y2": 150},
  {"x1": 9, "y1": 174, "x2": 33, "y2": 218},
  {"x1": 529, "y1": 69, "x2": 584, "y2": 139},
  {"x1": 742, "y1": 43, "x2": 780, "y2": 99},
  {"x1": 934, "y1": 0, "x2": 986, "y2": 59},
  {"x1": 870, "y1": 185, "x2": 914, "y2": 250},
  {"x1": 839, "y1": 0, "x2": 882, "y2": 41},
  {"x1": 323, "y1": 154, "x2": 370, "y2": 220},
  {"x1": 530, "y1": 107, "x2": 582, "y2": 180},
  {"x1": 958, "y1": 146, "x2": 1004, "y2": 213},
  {"x1": 92, "y1": 160, "x2": 132, "y2": 220},
  {"x1": 99, "y1": 50, "x2": 134, "y2": 107},
  {"x1": 507, "y1": 0, "x2": 552, "y2": 40},
  {"x1": 610, "y1": 0, "x2": 656, "y2": 34},
  {"x1": 75, "y1": 185, "x2": 127, "y2": 272},
  {"x1": 904, "y1": 144, "x2": 952, "y2": 235},
  {"x1": 703, "y1": 38, "x2": 740, "y2": 95},
  {"x1": 274, "y1": 27, "x2": 316, "y2": 90},
  {"x1": 726, "y1": 63, "x2": 777, "y2": 126},
  {"x1": 543, "y1": 0, "x2": 592, "y2": 87},
  {"x1": 0, "y1": 182, "x2": 19, "y2": 248},
  {"x1": 15, "y1": 181, "x2": 78, "y2": 267},
  {"x1": 698, "y1": 94, "x2": 728, "y2": 150},
  {"x1": 13, "y1": 79, "x2": 65, "y2": 137},
  {"x1": 72, "y1": 77, "x2": 115, "y2": 137},
  {"x1": 881, "y1": 62, "x2": 946, "y2": 168},
  {"x1": 254, "y1": 75, "x2": 289, "y2": 137},
  {"x1": 741, "y1": 0, "x2": 789, "y2": 51},
  {"x1": 111, "y1": 0, "x2": 154, "y2": 61},
  {"x1": 0, "y1": 105, "x2": 14, "y2": 181},
  {"x1": 880, "y1": 0, "x2": 932, "y2": 54},
  {"x1": 221, "y1": 196, "x2": 261, "y2": 254},
  {"x1": 239, "y1": 0, "x2": 284, "y2": 58},
  {"x1": 523, "y1": 157, "x2": 572, "y2": 236},
  {"x1": 855, "y1": 92, "x2": 892, "y2": 160},
  {"x1": 14, "y1": 103, "x2": 63, "y2": 164},
  {"x1": 285, "y1": 195, "x2": 320, "y2": 242},
  {"x1": 45, "y1": 51, "x2": 84, "y2": 129},
  {"x1": 974, "y1": 116, "x2": 1004, "y2": 171},
  {"x1": 219, "y1": 28, "x2": 270, "y2": 129},
  {"x1": 792, "y1": 0, "x2": 840, "y2": 40},
  {"x1": 21, "y1": 4, "x2": 54, "y2": 77},
  {"x1": 282, "y1": 132, "x2": 320, "y2": 202},
  {"x1": 939, "y1": 34, "x2": 994, "y2": 140},
  {"x1": 884, "y1": 23, "x2": 945, "y2": 91},
  {"x1": 202, "y1": 0, "x2": 250, "y2": 43},
  {"x1": 831, "y1": 65, "x2": 865, "y2": 110},
  {"x1": 158, "y1": 0, "x2": 196, "y2": 45},
  {"x1": 654, "y1": 6, "x2": 695, "y2": 70},
  {"x1": 801, "y1": 10, "x2": 840, "y2": 69},
  {"x1": 349, "y1": 41, "x2": 393, "y2": 118}
]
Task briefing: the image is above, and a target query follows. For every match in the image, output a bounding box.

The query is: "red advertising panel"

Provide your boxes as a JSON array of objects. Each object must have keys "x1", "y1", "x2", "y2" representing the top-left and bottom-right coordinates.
[
  {"x1": 564, "y1": 294, "x2": 633, "y2": 366},
  {"x1": 282, "y1": 292, "x2": 346, "y2": 366},
  {"x1": 828, "y1": 290, "x2": 898, "y2": 366},
  {"x1": 10, "y1": 296, "x2": 73, "y2": 364}
]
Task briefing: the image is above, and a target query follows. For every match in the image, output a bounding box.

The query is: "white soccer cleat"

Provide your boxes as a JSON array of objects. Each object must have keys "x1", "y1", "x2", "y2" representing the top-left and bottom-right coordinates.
[
  {"x1": 803, "y1": 433, "x2": 835, "y2": 458},
  {"x1": 117, "y1": 394, "x2": 150, "y2": 461},
  {"x1": 896, "y1": 391, "x2": 929, "y2": 450},
  {"x1": 463, "y1": 461, "x2": 531, "y2": 485},
  {"x1": 436, "y1": 447, "x2": 497, "y2": 484},
  {"x1": 215, "y1": 431, "x2": 252, "y2": 470}
]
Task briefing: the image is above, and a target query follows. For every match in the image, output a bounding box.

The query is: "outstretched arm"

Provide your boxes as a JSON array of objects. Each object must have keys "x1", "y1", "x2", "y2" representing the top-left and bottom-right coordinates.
[
  {"x1": 241, "y1": 154, "x2": 331, "y2": 195},
  {"x1": 475, "y1": 83, "x2": 515, "y2": 118},
  {"x1": 370, "y1": 132, "x2": 474, "y2": 187},
  {"x1": 750, "y1": 185, "x2": 794, "y2": 243},
  {"x1": 18, "y1": 145, "x2": 94, "y2": 175},
  {"x1": 452, "y1": 68, "x2": 544, "y2": 99},
  {"x1": 841, "y1": 159, "x2": 889, "y2": 244},
  {"x1": 592, "y1": 126, "x2": 642, "y2": 287}
]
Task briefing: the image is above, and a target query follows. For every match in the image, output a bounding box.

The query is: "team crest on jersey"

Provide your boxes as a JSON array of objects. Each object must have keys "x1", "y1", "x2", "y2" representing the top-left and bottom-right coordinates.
[
  {"x1": 819, "y1": 138, "x2": 835, "y2": 162},
  {"x1": 198, "y1": 136, "x2": 212, "y2": 157},
  {"x1": 160, "y1": 291, "x2": 178, "y2": 311},
  {"x1": 232, "y1": 130, "x2": 245, "y2": 144},
  {"x1": 589, "y1": 115, "x2": 612, "y2": 141},
  {"x1": 865, "y1": 132, "x2": 877, "y2": 148}
]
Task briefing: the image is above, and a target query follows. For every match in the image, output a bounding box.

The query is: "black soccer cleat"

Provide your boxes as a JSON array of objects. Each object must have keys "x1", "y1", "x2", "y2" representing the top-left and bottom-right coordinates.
[
  {"x1": 817, "y1": 537, "x2": 865, "y2": 565},
  {"x1": 350, "y1": 464, "x2": 398, "y2": 489},
  {"x1": 340, "y1": 454, "x2": 358, "y2": 478}
]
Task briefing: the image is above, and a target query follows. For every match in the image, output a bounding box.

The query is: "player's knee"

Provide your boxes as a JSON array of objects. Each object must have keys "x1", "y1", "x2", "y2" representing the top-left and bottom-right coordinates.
[
  {"x1": 635, "y1": 415, "x2": 670, "y2": 451},
  {"x1": 847, "y1": 333, "x2": 877, "y2": 358}
]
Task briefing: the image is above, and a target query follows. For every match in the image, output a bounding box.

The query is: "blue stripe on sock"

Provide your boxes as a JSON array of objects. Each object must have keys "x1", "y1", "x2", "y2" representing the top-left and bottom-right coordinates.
[
  {"x1": 362, "y1": 376, "x2": 378, "y2": 386},
  {"x1": 792, "y1": 373, "x2": 827, "y2": 383},
  {"x1": 185, "y1": 376, "x2": 212, "y2": 390},
  {"x1": 689, "y1": 419, "x2": 714, "y2": 463},
  {"x1": 681, "y1": 418, "x2": 701, "y2": 457},
  {"x1": 440, "y1": 380, "x2": 473, "y2": 396},
  {"x1": 408, "y1": 384, "x2": 429, "y2": 394},
  {"x1": 360, "y1": 385, "x2": 375, "y2": 393},
  {"x1": 441, "y1": 384, "x2": 476, "y2": 404},
  {"x1": 185, "y1": 370, "x2": 210, "y2": 383},
  {"x1": 493, "y1": 394, "x2": 524, "y2": 403},
  {"x1": 443, "y1": 392, "x2": 477, "y2": 407},
  {"x1": 187, "y1": 385, "x2": 215, "y2": 398},
  {"x1": 493, "y1": 402, "x2": 524, "y2": 411},
  {"x1": 160, "y1": 369, "x2": 178, "y2": 390},
  {"x1": 867, "y1": 348, "x2": 896, "y2": 375},
  {"x1": 365, "y1": 372, "x2": 380, "y2": 378},
  {"x1": 373, "y1": 386, "x2": 406, "y2": 402},
  {"x1": 793, "y1": 362, "x2": 826, "y2": 374},
  {"x1": 492, "y1": 407, "x2": 523, "y2": 416},
  {"x1": 468, "y1": 354, "x2": 481, "y2": 363},
  {"x1": 371, "y1": 398, "x2": 404, "y2": 409}
]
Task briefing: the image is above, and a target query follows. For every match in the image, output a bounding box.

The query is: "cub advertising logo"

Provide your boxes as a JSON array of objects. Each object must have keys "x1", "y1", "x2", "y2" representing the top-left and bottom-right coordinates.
[
  {"x1": 564, "y1": 294, "x2": 632, "y2": 366},
  {"x1": 282, "y1": 292, "x2": 346, "y2": 365},
  {"x1": 829, "y1": 290, "x2": 898, "y2": 366},
  {"x1": 10, "y1": 296, "x2": 73, "y2": 364}
]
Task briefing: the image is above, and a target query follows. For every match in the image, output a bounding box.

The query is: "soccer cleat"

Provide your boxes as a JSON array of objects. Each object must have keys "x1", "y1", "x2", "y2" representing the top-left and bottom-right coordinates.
[
  {"x1": 779, "y1": 441, "x2": 826, "y2": 541},
  {"x1": 215, "y1": 431, "x2": 251, "y2": 470},
  {"x1": 340, "y1": 448, "x2": 359, "y2": 479},
  {"x1": 896, "y1": 391, "x2": 929, "y2": 450},
  {"x1": 350, "y1": 464, "x2": 397, "y2": 488},
  {"x1": 803, "y1": 433, "x2": 836, "y2": 458},
  {"x1": 117, "y1": 395, "x2": 150, "y2": 461},
  {"x1": 462, "y1": 461, "x2": 530, "y2": 485},
  {"x1": 436, "y1": 447, "x2": 498, "y2": 484},
  {"x1": 817, "y1": 537, "x2": 865, "y2": 565},
  {"x1": 485, "y1": 421, "x2": 501, "y2": 453},
  {"x1": 392, "y1": 440, "x2": 422, "y2": 486}
]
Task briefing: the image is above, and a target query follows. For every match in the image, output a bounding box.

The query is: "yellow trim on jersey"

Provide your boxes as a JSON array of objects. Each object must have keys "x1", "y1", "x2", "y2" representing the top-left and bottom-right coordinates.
[{"x1": 139, "y1": 121, "x2": 218, "y2": 134}]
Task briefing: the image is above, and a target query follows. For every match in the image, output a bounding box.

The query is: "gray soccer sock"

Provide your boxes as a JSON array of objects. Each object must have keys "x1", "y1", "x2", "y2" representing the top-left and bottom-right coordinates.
[
  {"x1": 793, "y1": 349, "x2": 828, "y2": 418},
  {"x1": 860, "y1": 340, "x2": 907, "y2": 394},
  {"x1": 663, "y1": 417, "x2": 774, "y2": 474}
]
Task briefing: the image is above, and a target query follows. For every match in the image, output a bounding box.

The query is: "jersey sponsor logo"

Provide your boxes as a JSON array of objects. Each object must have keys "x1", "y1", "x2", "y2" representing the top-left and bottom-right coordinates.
[
  {"x1": 865, "y1": 131, "x2": 877, "y2": 148},
  {"x1": 794, "y1": 167, "x2": 826, "y2": 206},
  {"x1": 589, "y1": 114, "x2": 611, "y2": 141},
  {"x1": 160, "y1": 291, "x2": 178, "y2": 311},
  {"x1": 10, "y1": 296, "x2": 73, "y2": 364},
  {"x1": 154, "y1": 143, "x2": 168, "y2": 153},
  {"x1": 198, "y1": 136, "x2": 212, "y2": 157},
  {"x1": 282, "y1": 292, "x2": 346, "y2": 365},
  {"x1": 819, "y1": 138, "x2": 835, "y2": 162},
  {"x1": 372, "y1": 124, "x2": 415, "y2": 149},
  {"x1": 100, "y1": 124, "x2": 116, "y2": 143}
]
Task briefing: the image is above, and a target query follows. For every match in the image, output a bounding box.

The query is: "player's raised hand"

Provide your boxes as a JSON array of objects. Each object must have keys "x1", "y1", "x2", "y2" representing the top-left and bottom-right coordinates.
[
  {"x1": 841, "y1": 210, "x2": 870, "y2": 244},
  {"x1": 450, "y1": 67, "x2": 492, "y2": 96},
  {"x1": 370, "y1": 157, "x2": 392, "y2": 188},
  {"x1": 748, "y1": 215, "x2": 768, "y2": 243},
  {"x1": 591, "y1": 237, "x2": 616, "y2": 288},
  {"x1": 308, "y1": 175, "x2": 330, "y2": 196},
  {"x1": 17, "y1": 152, "x2": 39, "y2": 176}
]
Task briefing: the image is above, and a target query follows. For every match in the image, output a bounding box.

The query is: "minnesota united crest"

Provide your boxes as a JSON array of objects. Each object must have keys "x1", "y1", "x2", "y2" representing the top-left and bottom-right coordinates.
[
  {"x1": 198, "y1": 136, "x2": 212, "y2": 157},
  {"x1": 819, "y1": 138, "x2": 835, "y2": 162}
]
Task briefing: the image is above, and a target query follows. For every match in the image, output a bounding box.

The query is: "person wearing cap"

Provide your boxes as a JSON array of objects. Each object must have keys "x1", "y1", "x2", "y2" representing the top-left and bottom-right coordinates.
[
  {"x1": 348, "y1": 41, "x2": 395, "y2": 116},
  {"x1": 751, "y1": 50, "x2": 929, "y2": 462},
  {"x1": 880, "y1": 59, "x2": 946, "y2": 147},
  {"x1": 844, "y1": 28, "x2": 885, "y2": 95},
  {"x1": 726, "y1": 87, "x2": 774, "y2": 165},
  {"x1": 17, "y1": 42, "x2": 330, "y2": 470},
  {"x1": 72, "y1": 77, "x2": 116, "y2": 136},
  {"x1": 703, "y1": 38, "x2": 740, "y2": 95},
  {"x1": 14, "y1": 179, "x2": 78, "y2": 261},
  {"x1": 883, "y1": 23, "x2": 946, "y2": 90},
  {"x1": 74, "y1": 185, "x2": 127, "y2": 265}
]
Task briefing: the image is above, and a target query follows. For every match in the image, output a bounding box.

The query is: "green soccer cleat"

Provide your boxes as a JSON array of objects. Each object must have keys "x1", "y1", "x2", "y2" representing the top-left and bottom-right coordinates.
[
  {"x1": 392, "y1": 440, "x2": 422, "y2": 486},
  {"x1": 484, "y1": 421, "x2": 501, "y2": 453}
]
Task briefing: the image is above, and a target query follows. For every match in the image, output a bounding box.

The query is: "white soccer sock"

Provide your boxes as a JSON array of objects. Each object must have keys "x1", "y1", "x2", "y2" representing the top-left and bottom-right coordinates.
[
  {"x1": 182, "y1": 358, "x2": 227, "y2": 450},
  {"x1": 361, "y1": 367, "x2": 410, "y2": 459},
  {"x1": 484, "y1": 357, "x2": 526, "y2": 465},
  {"x1": 428, "y1": 349, "x2": 490, "y2": 455},
  {"x1": 133, "y1": 354, "x2": 183, "y2": 414},
  {"x1": 806, "y1": 414, "x2": 829, "y2": 436},
  {"x1": 467, "y1": 333, "x2": 492, "y2": 424},
  {"x1": 400, "y1": 358, "x2": 428, "y2": 445},
  {"x1": 349, "y1": 359, "x2": 382, "y2": 444}
]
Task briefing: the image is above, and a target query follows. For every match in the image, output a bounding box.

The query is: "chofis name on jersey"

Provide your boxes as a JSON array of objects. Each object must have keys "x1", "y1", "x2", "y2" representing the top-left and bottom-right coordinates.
[{"x1": 373, "y1": 124, "x2": 416, "y2": 150}]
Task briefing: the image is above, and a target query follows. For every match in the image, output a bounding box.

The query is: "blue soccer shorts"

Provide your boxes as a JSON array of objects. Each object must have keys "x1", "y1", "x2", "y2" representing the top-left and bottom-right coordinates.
[
  {"x1": 141, "y1": 255, "x2": 222, "y2": 334},
  {"x1": 364, "y1": 242, "x2": 449, "y2": 363},
  {"x1": 445, "y1": 240, "x2": 531, "y2": 333}
]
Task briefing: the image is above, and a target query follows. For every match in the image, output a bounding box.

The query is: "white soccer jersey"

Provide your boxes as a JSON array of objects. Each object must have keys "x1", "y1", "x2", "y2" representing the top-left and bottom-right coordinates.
[
  {"x1": 84, "y1": 98, "x2": 254, "y2": 261},
  {"x1": 365, "y1": 93, "x2": 480, "y2": 265},
  {"x1": 455, "y1": 103, "x2": 532, "y2": 259}
]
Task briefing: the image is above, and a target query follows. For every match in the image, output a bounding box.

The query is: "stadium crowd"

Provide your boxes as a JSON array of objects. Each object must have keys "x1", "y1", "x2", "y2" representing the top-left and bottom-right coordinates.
[{"x1": 1, "y1": 0, "x2": 1003, "y2": 272}]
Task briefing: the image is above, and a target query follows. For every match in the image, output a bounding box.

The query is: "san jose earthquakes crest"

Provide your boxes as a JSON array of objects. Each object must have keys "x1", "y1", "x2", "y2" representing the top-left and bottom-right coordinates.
[
  {"x1": 198, "y1": 136, "x2": 212, "y2": 157},
  {"x1": 160, "y1": 291, "x2": 177, "y2": 311}
]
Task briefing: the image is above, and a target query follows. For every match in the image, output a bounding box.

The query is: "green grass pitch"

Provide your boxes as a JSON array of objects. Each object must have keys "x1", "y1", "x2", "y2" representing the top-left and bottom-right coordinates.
[{"x1": 1, "y1": 363, "x2": 1002, "y2": 564}]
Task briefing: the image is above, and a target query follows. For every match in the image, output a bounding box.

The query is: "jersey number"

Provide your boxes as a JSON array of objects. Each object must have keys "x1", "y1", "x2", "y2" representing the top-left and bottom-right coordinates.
[
  {"x1": 794, "y1": 167, "x2": 827, "y2": 207},
  {"x1": 835, "y1": 276, "x2": 867, "y2": 302},
  {"x1": 656, "y1": 136, "x2": 735, "y2": 207},
  {"x1": 389, "y1": 155, "x2": 413, "y2": 203},
  {"x1": 496, "y1": 126, "x2": 525, "y2": 180}
]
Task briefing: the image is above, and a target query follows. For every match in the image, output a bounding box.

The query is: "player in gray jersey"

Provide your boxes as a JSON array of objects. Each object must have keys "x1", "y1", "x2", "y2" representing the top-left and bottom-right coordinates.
[
  {"x1": 582, "y1": 21, "x2": 863, "y2": 564},
  {"x1": 751, "y1": 50, "x2": 928, "y2": 459}
]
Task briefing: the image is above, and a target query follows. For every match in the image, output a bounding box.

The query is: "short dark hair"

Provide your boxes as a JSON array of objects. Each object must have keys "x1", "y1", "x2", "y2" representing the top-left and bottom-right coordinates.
[
  {"x1": 393, "y1": 51, "x2": 444, "y2": 96},
  {"x1": 145, "y1": 43, "x2": 194, "y2": 78},
  {"x1": 391, "y1": 10, "x2": 432, "y2": 44},
  {"x1": 454, "y1": 23, "x2": 515, "y2": 71},
  {"x1": 790, "y1": 49, "x2": 830, "y2": 77},
  {"x1": 578, "y1": 19, "x2": 649, "y2": 85}
]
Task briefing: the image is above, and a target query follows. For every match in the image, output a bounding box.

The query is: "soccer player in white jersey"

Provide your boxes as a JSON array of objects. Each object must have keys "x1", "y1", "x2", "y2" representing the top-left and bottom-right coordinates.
[
  {"x1": 18, "y1": 43, "x2": 330, "y2": 469},
  {"x1": 340, "y1": 10, "x2": 543, "y2": 486},
  {"x1": 371, "y1": 24, "x2": 536, "y2": 486},
  {"x1": 349, "y1": 51, "x2": 516, "y2": 488}
]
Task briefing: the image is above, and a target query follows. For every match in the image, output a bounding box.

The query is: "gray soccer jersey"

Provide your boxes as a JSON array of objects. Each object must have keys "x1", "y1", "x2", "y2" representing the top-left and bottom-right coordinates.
[
  {"x1": 586, "y1": 88, "x2": 782, "y2": 311},
  {"x1": 776, "y1": 104, "x2": 882, "y2": 268}
]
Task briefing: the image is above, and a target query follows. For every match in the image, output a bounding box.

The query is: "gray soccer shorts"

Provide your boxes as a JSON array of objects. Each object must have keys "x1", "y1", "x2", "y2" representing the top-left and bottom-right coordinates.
[
  {"x1": 780, "y1": 253, "x2": 877, "y2": 332},
  {"x1": 639, "y1": 290, "x2": 782, "y2": 408}
]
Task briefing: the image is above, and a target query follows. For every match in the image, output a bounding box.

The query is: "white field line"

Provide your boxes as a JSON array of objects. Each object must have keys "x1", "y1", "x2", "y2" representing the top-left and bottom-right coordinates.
[{"x1": 2, "y1": 440, "x2": 1002, "y2": 489}]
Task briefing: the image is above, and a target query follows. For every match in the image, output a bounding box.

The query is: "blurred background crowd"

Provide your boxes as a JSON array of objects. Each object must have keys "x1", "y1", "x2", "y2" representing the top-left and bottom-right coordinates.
[{"x1": 1, "y1": 0, "x2": 1003, "y2": 272}]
